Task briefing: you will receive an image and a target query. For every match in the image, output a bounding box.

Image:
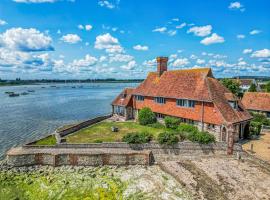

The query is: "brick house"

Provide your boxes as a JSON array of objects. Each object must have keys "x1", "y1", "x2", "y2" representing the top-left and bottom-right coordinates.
[
  {"x1": 242, "y1": 92, "x2": 270, "y2": 118},
  {"x1": 112, "y1": 57, "x2": 252, "y2": 142}
]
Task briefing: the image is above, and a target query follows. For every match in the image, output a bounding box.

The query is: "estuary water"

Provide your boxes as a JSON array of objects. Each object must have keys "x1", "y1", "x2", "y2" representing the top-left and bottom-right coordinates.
[{"x1": 0, "y1": 82, "x2": 138, "y2": 158}]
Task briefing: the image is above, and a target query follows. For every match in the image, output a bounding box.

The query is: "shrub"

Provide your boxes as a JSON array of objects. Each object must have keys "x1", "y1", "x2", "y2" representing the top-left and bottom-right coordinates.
[
  {"x1": 177, "y1": 123, "x2": 198, "y2": 133},
  {"x1": 164, "y1": 116, "x2": 180, "y2": 129},
  {"x1": 187, "y1": 131, "x2": 215, "y2": 144},
  {"x1": 122, "y1": 132, "x2": 153, "y2": 144},
  {"x1": 249, "y1": 121, "x2": 262, "y2": 136},
  {"x1": 251, "y1": 112, "x2": 270, "y2": 126},
  {"x1": 147, "y1": 122, "x2": 165, "y2": 129},
  {"x1": 157, "y1": 132, "x2": 179, "y2": 145},
  {"x1": 138, "y1": 107, "x2": 157, "y2": 125}
]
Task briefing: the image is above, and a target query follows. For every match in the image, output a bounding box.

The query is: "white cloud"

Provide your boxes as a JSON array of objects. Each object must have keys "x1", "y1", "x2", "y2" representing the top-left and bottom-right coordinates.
[
  {"x1": 250, "y1": 29, "x2": 261, "y2": 35},
  {"x1": 99, "y1": 56, "x2": 107, "y2": 62},
  {"x1": 243, "y1": 49, "x2": 252, "y2": 54},
  {"x1": 0, "y1": 28, "x2": 54, "y2": 51},
  {"x1": 251, "y1": 49, "x2": 270, "y2": 58},
  {"x1": 143, "y1": 58, "x2": 156, "y2": 66},
  {"x1": 78, "y1": 24, "x2": 84, "y2": 30},
  {"x1": 200, "y1": 33, "x2": 225, "y2": 45},
  {"x1": 152, "y1": 27, "x2": 167, "y2": 33},
  {"x1": 94, "y1": 33, "x2": 123, "y2": 53},
  {"x1": 109, "y1": 54, "x2": 133, "y2": 63},
  {"x1": 228, "y1": 2, "x2": 245, "y2": 12},
  {"x1": 172, "y1": 18, "x2": 179, "y2": 22},
  {"x1": 61, "y1": 34, "x2": 81, "y2": 44},
  {"x1": 196, "y1": 59, "x2": 205, "y2": 64},
  {"x1": 133, "y1": 45, "x2": 149, "y2": 51},
  {"x1": 71, "y1": 54, "x2": 97, "y2": 67},
  {"x1": 176, "y1": 23, "x2": 186, "y2": 29},
  {"x1": 168, "y1": 30, "x2": 177, "y2": 36},
  {"x1": 98, "y1": 0, "x2": 119, "y2": 9},
  {"x1": 121, "y1": 60, "x2": 137, "y2": 70},
  {"x1": 0, "y1": 19, "x2": 7, "y2": 26},
  {"x1": 187, "y1": 25, "x2": 212, "y2": 37},
  {"x1": 78, "y1": 24, "x2": 92, "y2": 31},
  {"x1": 172, "y1": 58, "x2": 189, "y2": 67},
  {"x1": 190, "y1": 54, "x2": 197, "y2": 59},
  {"x1": 237, "y1": 34, "x2": 245, "y2": 39}
]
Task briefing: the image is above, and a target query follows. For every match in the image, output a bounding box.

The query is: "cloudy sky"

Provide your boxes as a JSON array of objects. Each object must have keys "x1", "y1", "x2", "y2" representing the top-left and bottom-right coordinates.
[{"x1": 0, "y1": 0, "x2": 269, "y2": 79}]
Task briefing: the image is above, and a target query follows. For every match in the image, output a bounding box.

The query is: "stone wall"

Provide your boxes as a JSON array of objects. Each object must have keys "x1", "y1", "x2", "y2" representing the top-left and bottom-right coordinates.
[
  {"x1": 21, "y1": 142, "x2": 242, "y2": 164},
  {"x1": 7, "y1": 149, "x2": 151, "y2": 167}
]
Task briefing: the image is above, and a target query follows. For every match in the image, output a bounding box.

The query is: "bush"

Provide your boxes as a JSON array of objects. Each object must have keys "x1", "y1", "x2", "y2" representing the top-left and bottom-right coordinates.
[
  {"x1": 187, "y1": 131, "x2": 215, "y2": 144},
  {"x1": 177, "y1": 123, "x2": 198, "y2": 133},
  {"x1": 147, "y1": 122, "x2": 165, "y2": 129},
  {"x1": 122, "y1": 132, "x2": 153, "y2": 144},
  {"x1": 158, "y1": 132, "x2": 179, "y2": 145},
  {"x1": 93, "y1": 139, "x2": 103, "y2": 143},
  {"x1": 164, "y1": 116, "x2": 180, "y2": 129},
  {"x1": 251, "y1": 112, "x2": 270, "y2": 126},
  {"x1": 138, "y1": 107, "x2": 157, "y2": 125},
  {"x1": 249, "y1": 121, "x2": 262, "y2": 136}
]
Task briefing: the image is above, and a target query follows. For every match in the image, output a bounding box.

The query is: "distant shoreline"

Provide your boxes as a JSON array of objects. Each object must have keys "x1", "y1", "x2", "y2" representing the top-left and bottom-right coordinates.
[{"x1": 0, "y1": 80, "x2": 143, "y2": 87}]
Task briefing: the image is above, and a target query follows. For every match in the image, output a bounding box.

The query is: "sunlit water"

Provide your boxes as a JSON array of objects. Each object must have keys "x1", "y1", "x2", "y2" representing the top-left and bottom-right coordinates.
[{"x1": 0, "y1": 83, "x2": 138, "y2": 158}]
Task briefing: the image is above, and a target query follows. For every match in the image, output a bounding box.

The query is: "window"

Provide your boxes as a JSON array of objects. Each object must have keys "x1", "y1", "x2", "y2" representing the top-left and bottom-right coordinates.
[
  {"x1": 228, "y1": 101, "x2": 237, "y2": 109},
  {"x1": 154, "y1": 97, "x2": 166, "y2": 104},
  {"x1": 267, "y1": 112, "x2": 270, "y2": 118},
  {"x1": 156, "y1": 113, "x2": 164, "y2": 118},
  {"x1": 135, "y1": 95, "x2": 144, "y2": 101},
  {"x1": 115, "y1": 106, "x2": 125, "y2": 116},
  {"x1": 176, "y1": 99, "x2": 195, "y2": 108}
]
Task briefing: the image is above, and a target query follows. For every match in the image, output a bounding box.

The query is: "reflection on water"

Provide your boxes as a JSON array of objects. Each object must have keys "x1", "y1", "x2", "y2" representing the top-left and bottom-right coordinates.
[{"x1": 0, "y1": 83, "x2": 138, "y2": 158}]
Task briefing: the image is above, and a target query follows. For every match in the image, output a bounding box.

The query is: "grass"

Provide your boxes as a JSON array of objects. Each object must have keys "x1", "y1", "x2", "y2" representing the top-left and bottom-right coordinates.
[
  {"x1": 33, "y1": 135, "x2": 57, "y2": 145},
  {"x1": 66, "y1": 121, "x2": 166, "y2": 143}
]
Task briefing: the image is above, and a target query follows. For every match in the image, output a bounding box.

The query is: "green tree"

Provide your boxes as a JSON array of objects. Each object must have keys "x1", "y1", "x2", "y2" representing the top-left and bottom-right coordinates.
[
  {"x1": 138, "y1": 107, "x2": 157, "y2": 125},
  {"x1": 248, "y1": 83, "x2": 257, "y2": 92},
  {"x1": 220, "y1": 78, "x2": 241, "y2": 97},
  {"x1": 265, "y1": 81, "x2": 270, "y2": 92}
]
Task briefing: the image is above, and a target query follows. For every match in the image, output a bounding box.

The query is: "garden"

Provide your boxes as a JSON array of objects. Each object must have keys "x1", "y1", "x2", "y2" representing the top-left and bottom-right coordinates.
[{"x1": 64, "y1": 107, "x2": 215, "y2": 145}]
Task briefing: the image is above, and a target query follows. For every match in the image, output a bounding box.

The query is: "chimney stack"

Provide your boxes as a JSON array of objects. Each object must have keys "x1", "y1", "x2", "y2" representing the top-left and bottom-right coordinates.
[{"x1": 157, "y1": 56, "x2": 168, "y2": 76}]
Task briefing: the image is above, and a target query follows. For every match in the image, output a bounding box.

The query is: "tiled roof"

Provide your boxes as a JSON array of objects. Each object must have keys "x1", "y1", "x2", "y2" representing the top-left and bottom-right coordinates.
[
  {"x1": 111, "y1": 88, "x2": 134, "y2": 107},
  {"x1": 242, "y1": 92, "x2": 270, "y2": 112},
  {"x1": 207, "y1": 77, "x2": 252, "y2": 123},
  {"x1": 133, "y1": 68, "x2": 213, "y2": 101}
]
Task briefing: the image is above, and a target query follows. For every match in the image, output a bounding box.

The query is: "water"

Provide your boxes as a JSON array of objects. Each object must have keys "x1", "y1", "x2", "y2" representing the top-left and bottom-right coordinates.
[{"x1": 0, "y1": 83, "x2": 138, "y2": 158}]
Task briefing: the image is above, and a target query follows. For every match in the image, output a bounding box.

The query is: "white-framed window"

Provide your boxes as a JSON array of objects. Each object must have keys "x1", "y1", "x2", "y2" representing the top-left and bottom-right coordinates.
[
  {"x1": 156, "y1": 113, "x2": 164, "y2": 118},
  {"x1": 176, "y1": 99, "x2": 195, "y2": 108},
  {"x1": 228, "y1": 101, "x2": 237, "y2": 109},
  {"x1": 135, "y1": 95, "x2": 144, "y2": 101},
  {"x1": 154, "y1": 97, "x2": 166, "y2": 104}
]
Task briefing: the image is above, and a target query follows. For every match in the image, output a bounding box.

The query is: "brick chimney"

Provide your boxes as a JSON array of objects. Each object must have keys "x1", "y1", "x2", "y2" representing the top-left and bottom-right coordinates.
[{"x1": 157, "y1": 57, "x2": 168, "y2": 76}]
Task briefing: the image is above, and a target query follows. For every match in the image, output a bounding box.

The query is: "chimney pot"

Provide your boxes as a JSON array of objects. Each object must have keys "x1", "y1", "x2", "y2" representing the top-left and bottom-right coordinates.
[{"x1": 157, "y1": 56, "x2": 168, "y2": 76}]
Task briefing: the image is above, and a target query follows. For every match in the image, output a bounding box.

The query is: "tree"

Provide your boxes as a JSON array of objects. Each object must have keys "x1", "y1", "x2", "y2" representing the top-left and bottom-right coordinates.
[
  {"x1": 220, "y1": 79, "x2": 241, "y2": 97},
  {"x1": 248, "y1": 83, "x2": 257, "y2": 92},
  {"x1": 138, "y1": 107, "x2": 157, "y2": 125},
  {"x1": 265, "y1": 81, "x2": 270, "y2": 92}
]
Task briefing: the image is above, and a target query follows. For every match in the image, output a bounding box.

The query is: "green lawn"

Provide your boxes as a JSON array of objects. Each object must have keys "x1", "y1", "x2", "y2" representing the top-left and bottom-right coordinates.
[
  {"x1": 66, "y1": 121, "x2": 166, "y2": 143},
  {"x1": 33, "y1": 135, "x2": 57, "y2": 145}
]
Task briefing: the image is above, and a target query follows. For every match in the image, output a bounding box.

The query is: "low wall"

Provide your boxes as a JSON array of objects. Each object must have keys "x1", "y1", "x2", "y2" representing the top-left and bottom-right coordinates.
[
  {"x1": 7, "y1": 148, "x2": 152, "y2": 167},
  {"x1": 22, "y1": 142, "x2": 242, "y2": 163},
  {"x1": 57, "y1": 114, "x2": 112, "y2": 137}
]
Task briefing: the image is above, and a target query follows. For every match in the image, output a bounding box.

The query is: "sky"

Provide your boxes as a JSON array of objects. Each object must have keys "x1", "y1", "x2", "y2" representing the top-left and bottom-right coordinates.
[{"x1": 0, "y1": 0, "x2": 269, "y2": 79}]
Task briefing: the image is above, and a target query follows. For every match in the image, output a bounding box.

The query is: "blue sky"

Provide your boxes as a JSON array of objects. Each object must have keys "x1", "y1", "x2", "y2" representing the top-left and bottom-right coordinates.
[{"x1": 0, "y1": 0, "x2": 269, "y2": 79}]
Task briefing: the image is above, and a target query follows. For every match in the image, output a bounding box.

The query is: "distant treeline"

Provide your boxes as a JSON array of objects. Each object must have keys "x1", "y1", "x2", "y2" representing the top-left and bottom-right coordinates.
[
  {"x1": 0, "y1": 78, "x2": 144, "y2": 86},
  {"x1": 232, "y1": 76, "x2": 270, "y2": 81}
]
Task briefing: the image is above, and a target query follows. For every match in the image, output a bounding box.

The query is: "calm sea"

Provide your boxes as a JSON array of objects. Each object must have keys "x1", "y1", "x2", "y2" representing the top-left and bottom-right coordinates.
[{"x1": 0, "y1": 82, "x2": 138, "y2": 158}]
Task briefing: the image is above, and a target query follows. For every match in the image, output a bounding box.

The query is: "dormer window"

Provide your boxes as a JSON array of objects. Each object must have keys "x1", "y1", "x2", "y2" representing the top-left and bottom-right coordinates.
[
  {"x1": 228, "y1": 101, "x2": 237, "y2": 109},
  {"x1": 154, "y1": 97, "x2": 166, "y2": 104},
  {"x1": 135, "y1": 95, "x2": 144, "y2": 101},
  {"x1": 121, "y1": 93, "x2": 127, "y2": 98}
]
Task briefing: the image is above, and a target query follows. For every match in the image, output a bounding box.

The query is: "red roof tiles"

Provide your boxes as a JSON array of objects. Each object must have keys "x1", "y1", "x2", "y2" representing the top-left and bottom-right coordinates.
[
  {"x1": 242, "y1": 92, "x2": 270, "y2": 112},
  {"x1": 111, "y1": 88, "x2": 134, "y2": 107}
]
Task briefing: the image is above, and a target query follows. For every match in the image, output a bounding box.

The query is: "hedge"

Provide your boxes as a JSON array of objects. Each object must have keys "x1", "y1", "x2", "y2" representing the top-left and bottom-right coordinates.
[
  {"x1": 164, "y1": 116, "x2": 180, "y2": 129},
  {"x1": 138, "y1": 107, "x2": 157, "y2": 125}
]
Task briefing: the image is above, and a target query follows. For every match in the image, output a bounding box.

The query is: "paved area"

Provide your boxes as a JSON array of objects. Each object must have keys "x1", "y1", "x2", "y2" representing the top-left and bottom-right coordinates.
[
  {"x1": 242, "y1": 132, "x2": 270, "y2": 163},
  {"x1": 160, "y1": 157, "x2": 270, "y2": 200}
]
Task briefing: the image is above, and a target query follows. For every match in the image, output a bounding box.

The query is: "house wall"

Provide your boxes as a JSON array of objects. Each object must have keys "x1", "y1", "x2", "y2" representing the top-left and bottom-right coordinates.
[{"x1": 133, "y1": 96, "x2": 223, "y2": 125}]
